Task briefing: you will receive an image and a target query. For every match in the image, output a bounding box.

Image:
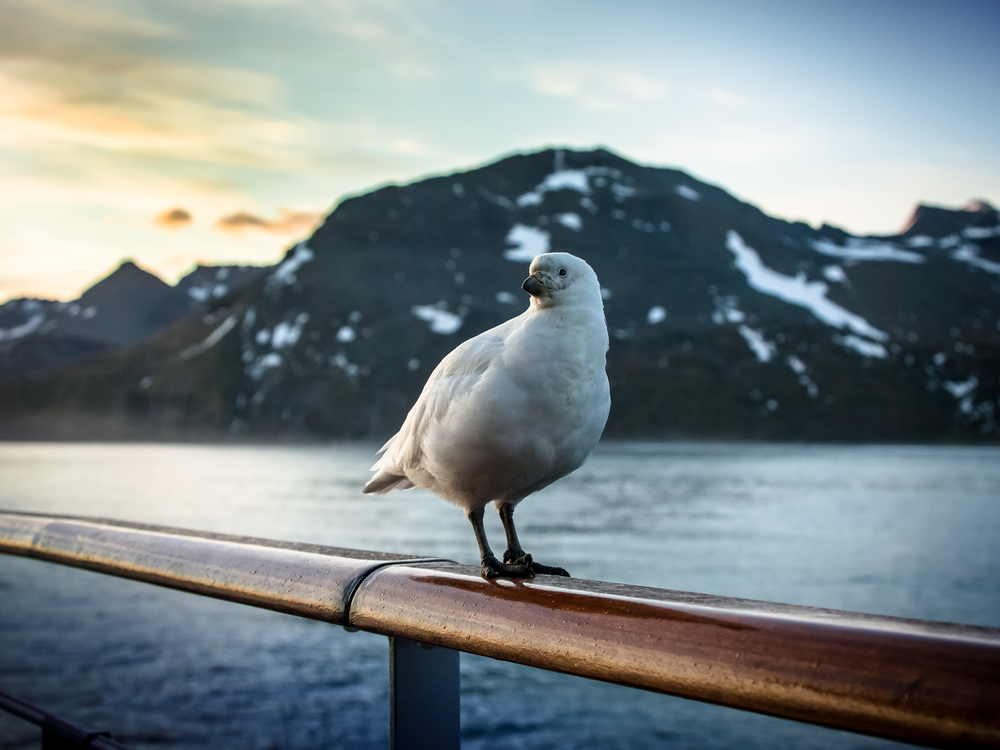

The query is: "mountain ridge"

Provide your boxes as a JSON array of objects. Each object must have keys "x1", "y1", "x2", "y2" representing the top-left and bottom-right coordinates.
[
  {"x1": 1, "y1": 146, "x2": 997, "y2": 442},
  {"x1": 0, "y1": 260, "x2": 267, "y2": 382}
]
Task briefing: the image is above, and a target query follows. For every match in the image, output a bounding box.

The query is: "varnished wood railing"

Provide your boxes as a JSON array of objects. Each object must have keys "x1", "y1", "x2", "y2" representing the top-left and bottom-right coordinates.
[{"x1": 1, "y1": 511, "x2": 999, "y2": 749}]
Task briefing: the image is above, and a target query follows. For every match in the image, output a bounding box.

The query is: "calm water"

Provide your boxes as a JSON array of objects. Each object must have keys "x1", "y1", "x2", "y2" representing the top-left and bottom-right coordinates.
[{"x1": 1, "y1": 442, "x2": 998, "y2": 749}]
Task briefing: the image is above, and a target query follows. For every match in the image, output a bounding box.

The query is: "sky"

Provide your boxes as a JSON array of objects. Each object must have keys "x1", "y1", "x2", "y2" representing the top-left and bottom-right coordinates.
[{"x1": 2, "y1": 0, "x2": 999, "y2": 303}]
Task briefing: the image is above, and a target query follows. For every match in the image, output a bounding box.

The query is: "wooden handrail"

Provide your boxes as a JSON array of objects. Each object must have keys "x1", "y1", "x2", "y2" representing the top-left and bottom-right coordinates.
[{"x1": 2, "y1": 511, "x2": 999, "y2": 748}]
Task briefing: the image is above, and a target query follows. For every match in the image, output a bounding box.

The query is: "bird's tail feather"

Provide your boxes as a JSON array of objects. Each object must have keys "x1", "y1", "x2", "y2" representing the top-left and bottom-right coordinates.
[{"x1": 363, "y1": 471, "x2": 416, "y2": 495}]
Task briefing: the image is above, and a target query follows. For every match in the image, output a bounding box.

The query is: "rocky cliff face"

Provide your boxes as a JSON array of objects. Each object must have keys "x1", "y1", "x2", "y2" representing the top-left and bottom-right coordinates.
[{"x1": 2, "y1": 147, "x2": 997, "y2": 441}]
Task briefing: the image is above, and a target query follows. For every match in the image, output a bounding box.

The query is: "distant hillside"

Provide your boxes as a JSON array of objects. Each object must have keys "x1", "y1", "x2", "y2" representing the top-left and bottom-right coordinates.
[
  {"x1": 1, "y1": 147, "x2": 997, "y2": 442},
  {"x1": 0, "y1": 261, "x2": 266, "y2": 382}
]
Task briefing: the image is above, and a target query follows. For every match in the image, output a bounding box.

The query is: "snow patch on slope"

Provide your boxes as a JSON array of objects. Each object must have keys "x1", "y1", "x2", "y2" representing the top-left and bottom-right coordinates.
[
  {"x1": 0, "y1": 313, "x2": 45, "y2": 341},
  {"x1": 836, "y1": 334, "x2": 888, "y2": 359},
  {"x1": 952, "y1": 245, "x2": 1000, "y2": 275},
  {"x1": 727, "y1": 231, "x2": 888, "y2": 343},
  {"x1": 808, "y1": 237, "x2": 924, "y2": 264},
  {"x1": 674, "y1": 185, "x2": 701, "y2": 201},
  {"x1": 181, "y1": 315, "x2": 238, "y2": 360},
  {"x1": 503, "y1": 224, "x2": 550, "y2": 262},
  {"x1": 412, "y1": 303, "x2": 463, "y2": 334},
  {"x1": 269, "y1": 242, "x2": 314, "y2": 288},
  {"x1": 738, "y1": 325, "x2": 775, "y2": 362}
]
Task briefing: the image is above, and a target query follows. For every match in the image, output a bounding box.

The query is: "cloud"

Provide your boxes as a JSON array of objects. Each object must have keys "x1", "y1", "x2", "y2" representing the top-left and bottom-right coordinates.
[
  {"x1": 3, "y1": 0, "x2": 173, "y2": 39},
  {"x1": 519, "y1": 61, "x2": 671, "y2": 112},
  {"x1": 0, "y1": 1, "x2": 309, "y2": 173},
  {"x1": 705, "y1": 88, "x2": 753, "y2": 108},
  {"x1": 216, "y1": 208, "x2": 323, "y2": 235},
  {"x1": 0, "y1": 57, "x2": 297, "y2": 167},
  {"x1": 156, "y1": 207, "x2": 193, "y2": 229},
  {"x1": 0, "y1": 1, "x2": 451, "y2": 186}
]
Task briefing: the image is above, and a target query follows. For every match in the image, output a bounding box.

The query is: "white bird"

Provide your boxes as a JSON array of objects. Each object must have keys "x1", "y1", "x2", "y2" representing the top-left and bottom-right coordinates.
[{"x1": 363, "y1": 252, "x2": 611, "y2": 579}]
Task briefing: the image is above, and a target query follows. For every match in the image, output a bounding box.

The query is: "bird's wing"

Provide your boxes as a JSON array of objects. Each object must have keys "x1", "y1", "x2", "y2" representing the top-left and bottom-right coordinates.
[{"x1": 371, "y1": 322, "x2": 511, "y2": 478}]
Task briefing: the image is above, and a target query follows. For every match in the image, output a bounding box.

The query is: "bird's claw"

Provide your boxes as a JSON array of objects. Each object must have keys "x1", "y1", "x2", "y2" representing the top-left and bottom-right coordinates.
[
  {"x1": 530, "y1": 562, "x2": 571, "y2": 577},
  {"x1": 504, "y1": 550, "x2": 570, "y2": 578},
  {"x1": 481, "y1": 555, "x2": 534, "y2": 580},
  {"x1": 503, "y1": 549, "x2": 531, "y2": 567}
]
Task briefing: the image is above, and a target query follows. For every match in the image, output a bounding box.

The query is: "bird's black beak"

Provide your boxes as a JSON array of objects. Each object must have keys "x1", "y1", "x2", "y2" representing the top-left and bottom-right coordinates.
[{"x1": 522, "y1": 274, "x2": 545, "y2": 297}]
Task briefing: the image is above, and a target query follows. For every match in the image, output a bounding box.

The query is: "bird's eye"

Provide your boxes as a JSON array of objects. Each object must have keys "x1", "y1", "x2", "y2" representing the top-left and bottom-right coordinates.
[{"x1": 558, "y1": 268, "x2": 568, "y2": 277}]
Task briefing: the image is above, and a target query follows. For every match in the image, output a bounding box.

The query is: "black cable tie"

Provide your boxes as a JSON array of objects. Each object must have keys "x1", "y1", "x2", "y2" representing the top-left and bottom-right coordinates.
[{"x1": 342, "y1": 557, "x2": 453, "y2": 632}]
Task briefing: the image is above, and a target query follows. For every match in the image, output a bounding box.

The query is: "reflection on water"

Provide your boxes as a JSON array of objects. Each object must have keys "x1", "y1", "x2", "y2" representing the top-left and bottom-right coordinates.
[{"x1": 1, "y1": 442, "x2": 998, "y2": 749}]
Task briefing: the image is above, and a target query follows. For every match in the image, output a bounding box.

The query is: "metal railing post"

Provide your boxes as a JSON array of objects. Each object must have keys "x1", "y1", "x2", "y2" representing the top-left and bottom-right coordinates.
[
  {"x1": 0, "y1": 689, "x2": 131, "y2": 750},
  {"x1": 389, "y1": 637, "x2": 460, "y2": 750}
]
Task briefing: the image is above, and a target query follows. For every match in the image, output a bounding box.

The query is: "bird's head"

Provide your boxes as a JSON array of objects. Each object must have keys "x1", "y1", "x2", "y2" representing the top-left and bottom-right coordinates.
[{"x1": 522, "y1": 252, "x2": 603, "y2": 311}]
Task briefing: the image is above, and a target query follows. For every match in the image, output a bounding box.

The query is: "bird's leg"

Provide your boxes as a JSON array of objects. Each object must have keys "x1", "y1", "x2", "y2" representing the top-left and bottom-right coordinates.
[
  {"x1": 497, "y1": 502, "x2": 570, "y2": 577},
  {"x1": 466, "y1": 507, "x2": 533, "y2": 580},
  {"x1": 497, "y1": 501, "x2": 528, "y2": 565}
]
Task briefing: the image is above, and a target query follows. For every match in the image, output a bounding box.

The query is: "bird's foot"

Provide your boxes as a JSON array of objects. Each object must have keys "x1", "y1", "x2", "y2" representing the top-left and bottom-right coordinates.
[
  {"x1": 504, "y1": 550, "x2": 570, "y2": 578},
  {"x1": 481, "y1": 554, "x2": 534, "y2": 580},
  {"x1": 531, "y1": 562, "x2": 571, "y2": 577}
]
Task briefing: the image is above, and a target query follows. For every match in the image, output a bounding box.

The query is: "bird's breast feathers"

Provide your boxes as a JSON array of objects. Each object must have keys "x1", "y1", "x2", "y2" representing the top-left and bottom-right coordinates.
[
  {"x1": 374, "y1": 301, "x2": 609, "y2": 505},
  {"x1": 434, "y1": 308, "x2": 608, "y2": 458}
]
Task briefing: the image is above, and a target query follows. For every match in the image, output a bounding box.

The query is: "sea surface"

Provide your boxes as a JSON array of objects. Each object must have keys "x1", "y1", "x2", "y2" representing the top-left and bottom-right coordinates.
[{"x1": 1, "y1": 442, "x2": 998, "y2": 749}]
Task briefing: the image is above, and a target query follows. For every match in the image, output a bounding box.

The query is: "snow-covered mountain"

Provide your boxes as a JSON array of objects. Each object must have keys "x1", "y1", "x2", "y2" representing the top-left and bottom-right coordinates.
[
  {"x1": 0, "y1": 260, "x2": 266, "y2": 381},
  {"x1": 1, "y1": 147, "x2": 997, "y2": 441}
]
